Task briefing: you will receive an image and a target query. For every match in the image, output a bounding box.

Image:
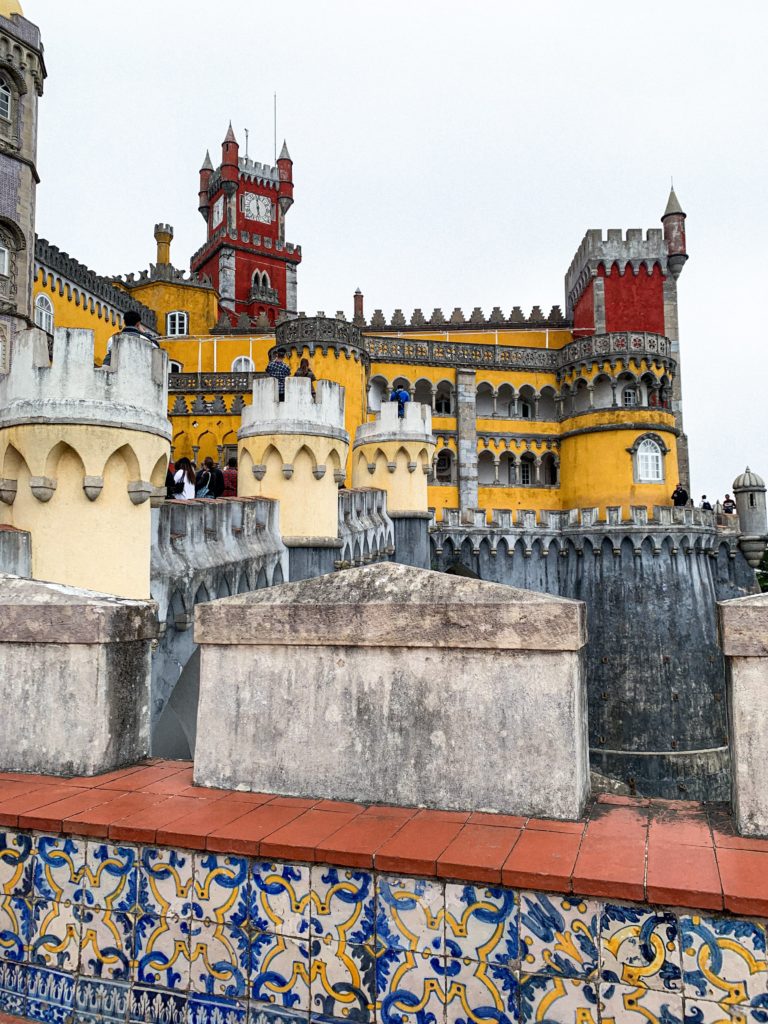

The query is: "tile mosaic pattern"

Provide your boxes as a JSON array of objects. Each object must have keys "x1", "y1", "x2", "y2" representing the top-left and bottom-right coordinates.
[{"x1": 0, "y1": 830, "x2": 767, "y2": 1023}]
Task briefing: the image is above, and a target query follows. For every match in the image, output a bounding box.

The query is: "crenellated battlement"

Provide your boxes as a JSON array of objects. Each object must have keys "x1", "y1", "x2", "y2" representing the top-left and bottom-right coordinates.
[
  {"x1": 565, "y1": 227, "x2": 670, "y2": 314},
  {"x1": 355, "y1": 304, "x2": 568, "y2": 331},
  {"x1": 0, "y1": 327, "x2": 171, "y2": 439},
  {"x1": 239, "y1": 376, "x2": 347, "y2": 442},
  {"x1": 354, "y1": 401, "x2": 434, "y2": 447}
]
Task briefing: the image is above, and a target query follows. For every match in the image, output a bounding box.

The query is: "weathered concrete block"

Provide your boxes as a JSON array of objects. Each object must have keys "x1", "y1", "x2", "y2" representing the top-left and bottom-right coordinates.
[
  {"x1": 719, "y1": 592, "x2": 768, "y2": 836},
  {"x1": 194, "y1": 563, "x2": 590, "y2": 819},
  {"x1": 0, "y1": 574, "x2": 156, "y2": 776}
]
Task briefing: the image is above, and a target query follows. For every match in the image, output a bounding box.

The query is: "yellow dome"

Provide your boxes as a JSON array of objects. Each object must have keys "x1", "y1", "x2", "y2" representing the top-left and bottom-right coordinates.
[{"x1": 0, "y1": 1, "x2": 23, "y2": 16}]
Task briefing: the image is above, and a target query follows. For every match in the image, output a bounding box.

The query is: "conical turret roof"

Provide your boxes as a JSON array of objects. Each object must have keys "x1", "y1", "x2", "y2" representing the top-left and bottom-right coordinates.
[
  {"x1": 223, "y1": 121, "x2": 238, "y2": 145},
  {"x1": 278, "y1": 139, "x2": 292, "y2": 161},
  {"x1": 200, "y1": 150, "x2": 213, "y2": 172},
  {"x1": 662, "y1": 187, "x2": 685, "y2": 219}
]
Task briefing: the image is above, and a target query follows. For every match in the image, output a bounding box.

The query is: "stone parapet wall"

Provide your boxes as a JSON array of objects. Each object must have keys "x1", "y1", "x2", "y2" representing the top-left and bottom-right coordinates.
[
  {"x1": 239, "y1": 377, "x2": 347, "y2": 441},
  {"x1": 354, "y1": 401, "x2": 433, "y2": 446},
  {"x1": 0, "y1": 327, "x2": 170, "y2": 439},
  {"x1": 337, "y1": 487, "x2": 395, "y2": 568}
]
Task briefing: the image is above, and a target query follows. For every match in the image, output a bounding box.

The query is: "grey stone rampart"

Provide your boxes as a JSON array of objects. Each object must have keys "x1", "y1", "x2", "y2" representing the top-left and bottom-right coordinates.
[
  {"x1": 0, "y1": 326, "x2": 171, "y2": 438},
  {"x1": 430, "y1": 511, "x2": 755, "y2": 801},
  {"x1": 150, "y1": 496, "x2": 287, "y2": 755},
  {"x1": 337, "y1": 487, "x2": 395, "y2": 568}
]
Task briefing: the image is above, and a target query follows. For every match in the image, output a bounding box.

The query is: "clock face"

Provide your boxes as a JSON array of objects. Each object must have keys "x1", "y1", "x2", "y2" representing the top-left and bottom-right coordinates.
[
  {"x1": 242, "y1": 191, "x2": 273, "y2": 224},
  {"x1": 212, "y1": 195, "x2": 224, "y2": 227}
]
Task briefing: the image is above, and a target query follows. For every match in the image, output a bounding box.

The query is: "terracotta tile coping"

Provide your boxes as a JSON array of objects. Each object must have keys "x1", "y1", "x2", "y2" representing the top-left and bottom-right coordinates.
[{"x1": 0, "y1": 760, "x2": 767, "y2": 917}]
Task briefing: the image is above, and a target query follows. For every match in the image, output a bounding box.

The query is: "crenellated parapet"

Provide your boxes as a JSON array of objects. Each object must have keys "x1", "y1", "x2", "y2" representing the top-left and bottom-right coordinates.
[
  {"x1": 238, "y1": 377, "x2": 349, "y2": 541},
  {"x1": 565, "y1": 228, "x2": 669, "y2": 316},
  {"x1": 352, "y1": 402, "x2": 435, "y2": 515},
  {"x1": 358, "y1": 304, "x2": 568, "y2": 331},
  {"x1": 336, "y1": 487, "x2": 395, "y2": 569},
  {"x1": 0, "y1": 327, "x2": 170, "y2": 597}
]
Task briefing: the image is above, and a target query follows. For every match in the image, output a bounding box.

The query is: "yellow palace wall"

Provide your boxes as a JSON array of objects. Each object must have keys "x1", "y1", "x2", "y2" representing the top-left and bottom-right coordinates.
[{"x1": 33, "y1": 270, "x2": 120, "y2": 363}]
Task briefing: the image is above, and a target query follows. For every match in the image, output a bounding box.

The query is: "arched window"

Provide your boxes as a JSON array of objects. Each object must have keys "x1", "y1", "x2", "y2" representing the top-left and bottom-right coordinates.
[
  {"x1": 0, "y1": 242, "x2": 8, "y2": 277},
  {"x1": 520, "y1": 401, "x2": 532, "y2": 419},
  {"x1": 34, "y1": 293, "x2": 54, "y2": 334},
  {"x1": 166, "y1": 311, "x2": 189, "y2": 337},
  {"x1": 0, "y1": 79, "x2": 10, "y2": 122},
  {"x1": 232, "y1": 356, "x2": 255, "y2": 372},
  {"x1": 168, "y1": 360, "x2": 183, "y2": 373},
  {"x1": 435, "y1": 450, "x2": 453, "y2": 483},
  {"x1": 623, "y1": 387, "x2": 638, "y2": 407},
  {"x1": 636, "y1": 438, "x2": 663, "y2": 482}
]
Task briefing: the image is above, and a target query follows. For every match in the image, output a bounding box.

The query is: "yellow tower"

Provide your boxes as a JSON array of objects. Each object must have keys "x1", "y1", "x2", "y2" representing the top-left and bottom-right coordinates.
[
  {"x1": 352, "y1": 401, "x2": 435, "y2": 567},
  {"x1": 0, "y1": 327, "x2": 170, "y2": 597},
  {"x1": 238, "y1": 375, "x2": 349, "y2": 574}
]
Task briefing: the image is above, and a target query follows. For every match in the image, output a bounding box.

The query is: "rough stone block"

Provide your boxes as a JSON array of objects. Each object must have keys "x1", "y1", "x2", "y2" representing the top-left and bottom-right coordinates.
[
  {"x1": 719, "y1": 592, "x2": 768, "y2": 835},
  {"x1": 0, "y1": 574, "x2": 156, "y2": 776},
  {"x1": 193, "y1": 563, "x2": 589, "y2": 819}
]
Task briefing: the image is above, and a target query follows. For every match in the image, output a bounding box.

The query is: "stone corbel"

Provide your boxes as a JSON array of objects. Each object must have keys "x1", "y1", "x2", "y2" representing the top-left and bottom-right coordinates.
[
  {"x1": 407, "y1": 461, "x2": 417, "y2": 473},
  {"x1": 367, "y1": 462, "x2": 376, "y2": 475},
  {"x1": 386, "y1": 461, "x2": 397, "y2": 473},
  {"x1": 282, "y1": 464, "x2": 294, "y2": 480},
  {"x1": 0, "y1": 478, "x2": 17, "y2": 505},
  {"x1": 312, "y1": 465, "x2": 326, "y2": 480},
  {"x1": 333, "y1": 470, "x2": 346, "y2": 484},
  {"x1": 252, "y1": 465, "x2": 267, "y2": 481},
  {"x1": 82, "y1": 475, "x2": 104, "y2": 501},
  {"x1": 29, "y1": 476, "x2": 56, "y2": 502},
  {"x1": 127, "y1": 481, "x2": 153, "y2": 506}
]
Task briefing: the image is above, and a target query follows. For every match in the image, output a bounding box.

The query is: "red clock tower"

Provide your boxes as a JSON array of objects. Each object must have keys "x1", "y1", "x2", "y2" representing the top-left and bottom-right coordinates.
[{"x1": 191, "y1": 123, "x2": 301, "y2": 326}]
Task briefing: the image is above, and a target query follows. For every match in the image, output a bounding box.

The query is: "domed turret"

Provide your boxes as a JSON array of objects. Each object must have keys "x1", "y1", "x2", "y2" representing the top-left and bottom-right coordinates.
[{"x1": 732, "y1": 466, "x2": 767, "y2": 568}]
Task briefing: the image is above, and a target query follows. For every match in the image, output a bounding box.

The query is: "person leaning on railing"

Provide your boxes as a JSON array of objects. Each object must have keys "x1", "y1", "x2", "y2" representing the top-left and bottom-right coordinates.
[{"x1": 294, "y1": 357, "x2": 316, "y2": 398}]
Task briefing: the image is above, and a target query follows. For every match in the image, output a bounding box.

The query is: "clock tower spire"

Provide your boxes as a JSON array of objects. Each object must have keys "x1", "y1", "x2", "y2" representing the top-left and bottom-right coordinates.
[{"x1": 190, "y1": 123, "x2": 302, "y2": 326}]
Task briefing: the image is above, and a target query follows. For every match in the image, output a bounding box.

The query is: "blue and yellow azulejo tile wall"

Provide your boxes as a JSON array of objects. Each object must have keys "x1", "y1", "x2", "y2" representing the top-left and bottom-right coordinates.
[{"x1": 1, "y1": 830, "x2": 768, "y2": 1022}]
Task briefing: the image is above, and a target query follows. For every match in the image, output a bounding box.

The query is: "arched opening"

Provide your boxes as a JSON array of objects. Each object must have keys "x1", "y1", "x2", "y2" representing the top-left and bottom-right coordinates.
[
  {"x1": 232, "y1": 355, "x2": 255, "y2": 373},
  {"x1": 476, "y1": 382, "x2": 494, "y2": 417},
  {"x1": 538, "y1": 387, "x2": 557, "y2": 420},
  {"x1": 541, "y1": 452, "x2": 558, "y2": 486},
  {"x1": 518, "y1": 385, "x2": 535, "y2": 419},
  {"x1": 592, "y1": 373, "x2": 613, "y2": 409},
  {"x1": 0, "y1": 79, "x2": 11, "y2": 122},
  {"x1": 519, "y1": 452, "x2": 535, "y2": 486},
  {"x1": 497, "y1": 384, "x2": 515, "y2": 418},
  {"x1": 572, "y1": 379, "x2": 590, "y2": 414},
  {"x1": 413, "y1": 379, "x2": 433, "y2": 406},
  {"x1": 367, "y1": 375, "x2": 389, "y2": 413},
  {"x1": 434, "y1": 381, "x2": 453, "y2": 416},
  {"x1": 499, "y1": 451, "x2": 516, "y2": 485},
  {"x1": 477, "y1": 449, "x2": 496, "y2": 485},
  {"x1": 434, "y1": 448, "x2": 455, "y2": 484}
]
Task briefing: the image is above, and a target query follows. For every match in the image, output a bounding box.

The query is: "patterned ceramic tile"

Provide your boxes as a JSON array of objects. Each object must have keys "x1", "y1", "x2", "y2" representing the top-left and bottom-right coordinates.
[
  {"x1": 250, "y1": 932, "x2": 311, "y2": 1012},
  {"x1": 0, "y1": 894, "x2": 32, "y2": 962},
  {"x1": 188, "y1": 992, "x2": 248, "y2": 1024},
  {"x1": 310, "y1": 937, "x2": 376, "y2": 1021},
  {"x1": 254, "y1": 1007, "x2": 309, "y2": 1024},
  {"x1": 139, "y1": 847, "x2": 195, "y2": 919},
  {"x1": 29, "y1": 899, "x2": 81, "y2": 972},
  {"x1": 377, "y1": 874, "x2": 445, "y2": 955},
  {"x1": 683, "y1": 999, "x2": 753, "y2": 1022},
  {"x1": 134, "y1": 912, "x2": 191, "y2": 991},
  {"x1": 188, "y1": 919, "x2": 250, "y2": 1000},
  {"x1": 600, "y1": 981, "x2": 683, "y2": 1022},
  {"x1": 79, "y1": 906, "x2": 133, "y2": 981},
  {"x1": 0, "y1": 957, "x2": 27, "y2": 1016},
  {"x1": 26, "y1": 963, "x2": 76, "y2": 1022},
  {"x1": 193, "y1": 852, "x2": 250, "y2": 928},
  {"x1": 519, "y1": 973, "x2": 598, "y2": 1022},
  {"x1": 74, "y1": 976, "x2": 131, "y2": 1023},
  {"x1": 444, "y1": 883, "x2": 519, "y2": 967},
  {"x1": 310, "y1": 865, "x2": 375, "y2": 943},
  {"x1": 0, "y1": 830, "x2": 35, "y2": 898},
  {"x1": 681, "y1": 916, "x2": 768, "y2": 1006},
  {"x1": 601, "y1": 904, "x2": 682, "y2": 992},
  {"x1": 444, "y1": 956, "x2": 519, "y2": 1024},
  {"x1": 519, "y1": 893, "x2": 599, "y2": 979},
  {"x1": 83, "y1": 842, "x2": 140, "y2": 913},
  {"x1": 251, "y1": 861, "x2": 311, "y2": 939},
  {"x1": 33, "y1": 835, "x2": 87, "y2": 905},
  {"x1": 376, "y1": 947, "x2": 447, "y2": 1024},
  {"x1": 129, "y1": 983, "x2": 187, "y2": 1024}
]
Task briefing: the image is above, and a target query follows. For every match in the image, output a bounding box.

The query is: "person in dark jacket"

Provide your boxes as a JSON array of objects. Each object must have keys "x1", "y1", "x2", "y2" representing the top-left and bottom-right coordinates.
[
  {"x1": 222, "y1": 457, "x2": 238, "y2": 498},
  {"x1": 671, "y1": 484, "x2": 688, "y2": 507},
  {"x1": 196, "y1": 457, "x2": 225, "y2": 498}
]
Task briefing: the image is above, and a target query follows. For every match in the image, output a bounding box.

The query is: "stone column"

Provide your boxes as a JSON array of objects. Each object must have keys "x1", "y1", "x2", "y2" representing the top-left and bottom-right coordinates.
[
  {"x1": 587, "y1": 384, "x2": 595, "y2": 409},
  {"x1": 493, "y1": 458, "x2": 500, "y2": 484},
  {"x1": 534, "y1": 457, "x2": 542, "y2": 485},
  {"x1": 610, "y1": 382, "x2": 618, "y2": 408},
  {"x1": 664, "y1": 275, "x2": 690, "y2": 491},
  {"x1": 430, "y1": 386, "x2": 437, "y2": 412},
  {"x1": 456, "y1": 368, "x2": 478, "y2": 517},
  {"x1": 492, "y1": 390, "x2": 498, "y2": 417},
  {"x1": 534, "y1": 395, "x2": 540, "y2": 419}
]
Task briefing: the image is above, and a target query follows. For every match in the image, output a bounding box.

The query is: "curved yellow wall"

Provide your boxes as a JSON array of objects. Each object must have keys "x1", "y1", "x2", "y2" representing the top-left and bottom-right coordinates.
[
  {"x1": 0, "y1": 424, "x2": 168, "y2": 598},
  {"x1": 238, "y1": 432, "x2": 348, "y2": 540},
  {"x1": 126, "y1": 280, "x2": 218, "y2": 339},
  {"x1": 352, "y1": 441, "x2": 434, "y2": 514},
  {"x1": 34, "y1": 270, "x2": 119, "y2": 363}
]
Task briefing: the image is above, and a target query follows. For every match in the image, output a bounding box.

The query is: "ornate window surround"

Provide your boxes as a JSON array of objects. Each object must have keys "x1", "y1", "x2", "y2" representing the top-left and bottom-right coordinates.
[{"x1": 628, "y1": 431, "x2": 669, "y2": 483}]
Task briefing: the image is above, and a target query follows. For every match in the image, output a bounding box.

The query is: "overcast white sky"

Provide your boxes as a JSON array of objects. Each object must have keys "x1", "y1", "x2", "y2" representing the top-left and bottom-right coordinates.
[{"x1": 26, "y1": 0, "x2": 768, "y2": 501}]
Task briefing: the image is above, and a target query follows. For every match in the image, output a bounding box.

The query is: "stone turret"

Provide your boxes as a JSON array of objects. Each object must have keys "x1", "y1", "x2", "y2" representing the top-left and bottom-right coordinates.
[
  {"x1": 0, "y1": 327, "x2": 170, "y2": 597},
  {"x1": 238, "y1": 377, "x2": 349, "y2": 574},
  {"x1": 733, "y1": 467, "x2": 767, "y2": 568},
  {"x1": 352, "y1": 401, "x2": 435, "y2": 567}
]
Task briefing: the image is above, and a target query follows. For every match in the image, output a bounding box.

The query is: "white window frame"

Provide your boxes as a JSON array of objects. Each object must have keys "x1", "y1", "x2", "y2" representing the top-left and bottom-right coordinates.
[
  {"x1": 623, "y1": 386, "x2": 638, "y2": 408},
  {"x1": 168, "y1": 360, "x2": 183, "y2": 373},
  {"x1": 636, "y1": 438, "x2": 664, "y2": 482},
  {"x1": 34, "y1": 293, "x2": 54, "y2": 334},
  {"x1": 0, "y1": 79, "x2": 10, "y2": 122},
  {"x1": 232, "y1": 356, "x2": 255, "y2": 372},
  {"x1": 166, "y1": 311, "x2": 189, "y2": 337},
  {"x1": 0, "y1": 242, "x2": 8, "y2": 277},
  {"x1": 520, "y1": 460, "x2": 532, "y2": 486}
]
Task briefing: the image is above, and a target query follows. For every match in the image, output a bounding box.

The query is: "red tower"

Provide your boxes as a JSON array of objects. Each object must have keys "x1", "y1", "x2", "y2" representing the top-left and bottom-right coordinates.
[{"x1": 190, "y1": 125, "x2": 301, "y2": 326}]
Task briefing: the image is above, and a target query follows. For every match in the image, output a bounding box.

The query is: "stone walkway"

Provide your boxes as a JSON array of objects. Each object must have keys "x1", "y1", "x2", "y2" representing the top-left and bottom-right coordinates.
[{"x1": 0, "y1": 759, "x2": 766, "y2": 916}]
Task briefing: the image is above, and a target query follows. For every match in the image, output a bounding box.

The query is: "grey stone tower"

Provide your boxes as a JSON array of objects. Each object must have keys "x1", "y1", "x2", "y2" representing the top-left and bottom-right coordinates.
[
  {"x1": 733, "y1": 467, "x2": 768, "y2": 568},
  {"x1": 0, "y1": 4, "x2": 45, "y2": 371}
]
